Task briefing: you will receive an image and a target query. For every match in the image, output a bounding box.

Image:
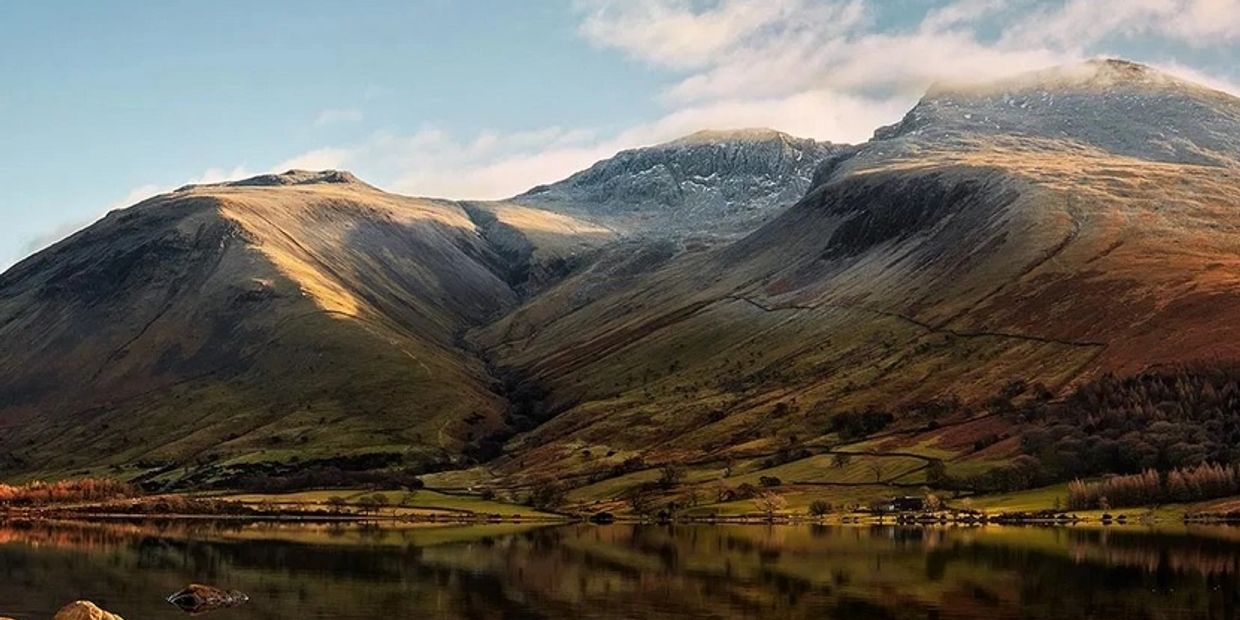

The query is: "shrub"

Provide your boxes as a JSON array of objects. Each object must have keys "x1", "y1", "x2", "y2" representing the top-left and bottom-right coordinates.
[
  {"x1": 808, "y1": 500, "x2": 832, "y2": 517},
  {"x1": 658, "y1": 463, "x2": 686, "y2": 488},
  {"x1": 828, "y1": 408, "x2": 895, "y2": 441},
  {"x1": 734, "y1": 483, "x2": 759, "y2": 500},
  {"x1": 0, "y1": 478, "x2": 137, "y2": 507},
  {"x1": 528, "y1": 483, "x2": 566, "y2": 511}
]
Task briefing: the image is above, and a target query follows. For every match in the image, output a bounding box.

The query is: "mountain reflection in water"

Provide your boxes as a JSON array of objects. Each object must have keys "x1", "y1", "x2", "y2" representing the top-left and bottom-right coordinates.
[{"x1": 1, "y1": 520, "x2": 1239, "y2": 619}]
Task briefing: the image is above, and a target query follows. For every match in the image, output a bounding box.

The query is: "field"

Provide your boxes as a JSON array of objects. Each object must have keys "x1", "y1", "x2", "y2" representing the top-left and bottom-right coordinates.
[
  {"x1": 962, "y1": 483, "x2": 1074, "y2": 513},
  {"x1": 210, "y1": 488, "x2": 558, "y2": 519}
]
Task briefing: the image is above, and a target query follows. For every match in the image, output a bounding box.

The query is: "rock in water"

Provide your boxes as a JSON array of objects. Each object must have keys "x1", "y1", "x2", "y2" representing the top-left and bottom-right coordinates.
[
  {"x1": 52, "y1": 601, "x2": 124, "y2": 620},
  {"x1": 166, "y1": 584, "x2": 249, "y2": 613}
]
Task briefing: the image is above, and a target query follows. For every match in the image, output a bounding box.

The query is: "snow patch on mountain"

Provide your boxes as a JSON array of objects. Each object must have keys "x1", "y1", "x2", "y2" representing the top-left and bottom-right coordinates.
[{"x1": 514, "y1": 129, "x2": 847, "y2": 236}]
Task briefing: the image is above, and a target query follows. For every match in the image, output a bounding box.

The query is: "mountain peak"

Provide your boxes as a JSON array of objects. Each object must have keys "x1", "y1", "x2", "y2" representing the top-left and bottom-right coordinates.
[
  {"x1": 926, "y1": 58, "x2": 1192, "y2": 100},
  {"x1": 862, "y1": 57, "x2": 1240, "y2": 169},
  {"x1": 515, "y1": 129, "x2": 846, "y2": 235},
  {"x1": 666, "y1": 128, "x2": 791, "y2": 146},
  {"x1": 177, "y1": 169, "x2": 367, "y2": 192}
]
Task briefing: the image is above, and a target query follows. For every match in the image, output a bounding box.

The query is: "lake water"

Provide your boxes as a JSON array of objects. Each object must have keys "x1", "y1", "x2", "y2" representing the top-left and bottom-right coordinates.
[{"x1": 1, "y1": 520, "x2": 1239, "y2": 619}]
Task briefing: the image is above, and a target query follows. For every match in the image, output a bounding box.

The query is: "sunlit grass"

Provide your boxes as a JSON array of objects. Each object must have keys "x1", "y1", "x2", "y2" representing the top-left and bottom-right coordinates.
[{"x1": 212, "y1": 488, "x2": 558, "y2": 519}]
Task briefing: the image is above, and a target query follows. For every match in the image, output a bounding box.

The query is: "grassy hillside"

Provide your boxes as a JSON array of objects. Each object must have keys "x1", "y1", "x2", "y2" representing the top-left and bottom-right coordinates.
[
  {"x1": 459, "y1": 64, "x2": 1240, "y2": 504},
  {"x1": 3, "y1": 62, "x2": 1240, "y2": 511},
  {"x1": 0, "y1": 172, "x2": 610, "y2": 487}
]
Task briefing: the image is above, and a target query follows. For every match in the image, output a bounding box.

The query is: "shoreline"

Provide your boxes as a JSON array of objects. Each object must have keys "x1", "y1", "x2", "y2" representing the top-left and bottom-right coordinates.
[{"x1": 1, "y1": 510, "x2": 1220, "y2": 527}]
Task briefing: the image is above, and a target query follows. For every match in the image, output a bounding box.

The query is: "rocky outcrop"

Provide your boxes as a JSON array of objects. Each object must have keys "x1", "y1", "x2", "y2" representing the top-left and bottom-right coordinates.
[
  {"x1": 52, "y1": 601, "x2": 123, "y2": 620},
  {"x1": 515, "y1": 128, "x2": 846, "y2": 236},
  {"x1": 167, "y1": 584, "x2": 249, "y2": 613}
]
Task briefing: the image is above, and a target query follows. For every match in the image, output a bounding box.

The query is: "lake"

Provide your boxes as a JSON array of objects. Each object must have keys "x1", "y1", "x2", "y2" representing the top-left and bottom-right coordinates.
[{"x1": 1, "y1": 520, "x2": 1239, "y2": 619}]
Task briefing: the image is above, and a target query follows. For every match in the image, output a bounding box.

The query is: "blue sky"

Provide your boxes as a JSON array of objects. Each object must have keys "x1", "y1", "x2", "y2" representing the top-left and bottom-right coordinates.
[{"x1": 2, "y1": 0, "x2": 1238, "y2": 269}]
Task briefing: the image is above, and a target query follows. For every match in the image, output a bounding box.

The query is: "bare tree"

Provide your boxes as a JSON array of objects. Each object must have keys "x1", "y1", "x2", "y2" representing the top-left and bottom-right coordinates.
[{"x1": 753, "y1": 491, "x2": 788, "y2": 520}]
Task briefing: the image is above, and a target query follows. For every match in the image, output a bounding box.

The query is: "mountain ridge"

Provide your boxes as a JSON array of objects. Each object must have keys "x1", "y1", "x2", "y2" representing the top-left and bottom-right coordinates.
[
  {"x1": 514, "y1": 128, "x2": 847, "y2": 236},
  {"x1": 2, "y1": 60, "x2": 1239, "y2": 505},
  {"x1": 470, "y1": 59, "x2": 1240, "y2": 490}
]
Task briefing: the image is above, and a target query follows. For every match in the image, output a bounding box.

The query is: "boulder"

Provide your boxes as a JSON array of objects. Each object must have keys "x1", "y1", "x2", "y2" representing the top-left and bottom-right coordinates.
[
  {"x1": 166, "y1": 584, "x2": 249, "y2": 613},
  {"x1": 52, "y1": 601, "x2": 124, "y2": 620}
]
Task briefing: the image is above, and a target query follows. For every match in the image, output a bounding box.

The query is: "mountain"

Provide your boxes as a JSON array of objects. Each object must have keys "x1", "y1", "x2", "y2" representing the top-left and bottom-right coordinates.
[
  {"x1": 0, "y1": 171, "x2": 610, "y2": 484},
  {"x1": 862, "y1": 59, "x2": 1240, "y2": 169},
  {"x1": 3, "y1": 60, "x2": 1239, "y2": 502},
  {"x1": 514, "y1": 128, "x2": 846, "y2": 236},
  {"x1": 0, "y1": 129, "x2": 829, "y2": 487},
  {"x1": 472, "y1": 59, "x2": 1240, "y2": 488}
]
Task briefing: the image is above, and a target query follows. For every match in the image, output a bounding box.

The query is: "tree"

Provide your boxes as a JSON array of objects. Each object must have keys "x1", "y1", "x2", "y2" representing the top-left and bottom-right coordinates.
[
  {"x1": 808, "y1": 500, "x2": 832, "y2": 517},
  {"x1": 326, "y1": 496, "x2": 347, "y2": 514},
  {"x1": 753, "y1": 491, "x2": 787, "y2": 520},
  {"x1": 832, "y1": 453, "x2": 852, "y2": 469},
  {"x1": 372, "y1": 493, "x2": 391, "y2": 516},
  {"x1": 829, "y1": 408, "x2": 895, "y2": 440},
  {"x1": 926, "y1": 459, "x2": 947, "y2": 485},
  {"x1": 356, "y1": 495, "x2": 379, "y2": 515},
  {"x1": 759, "y1": 476, "x2": 782, "y2": 488},
  {"x1": 659, "y1": 463, "x2": 686, "y2": 489},
  {"x1": 869, "y1": 462, "x2": 884, "y2": 483},
  {"x1": 735, "y1": 483, "x2": 759, "y2": 500},
  {"x1": 529, "y1": 483, "x2": 566, "y2": 511},
  {"x1": 625, "y1": 483, "x2": 658, "y2": 517}
]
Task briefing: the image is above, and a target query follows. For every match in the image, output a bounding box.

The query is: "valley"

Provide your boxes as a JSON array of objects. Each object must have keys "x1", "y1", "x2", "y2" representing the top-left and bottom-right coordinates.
[{"x1": 2, "y1": 60, "x2": 1240, "y2": 522}]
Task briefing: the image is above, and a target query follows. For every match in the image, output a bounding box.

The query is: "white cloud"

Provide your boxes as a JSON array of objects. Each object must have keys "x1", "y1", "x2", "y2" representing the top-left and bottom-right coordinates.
[
  {"x1": 186, "y1": 166, "x2": 254, "y2": 185},
  {"x1": 326, "y1": 126, "x2": 610, "y2": 200},
  {"x1": 275, "y1": 85, "x2": 908, "y2": 202},
  {"x1": 107, "y1": 183, "x2": 163, "y2": 211},
  {"x1": 576, "y1": 0, "x2": 864, "y2": 70},
  {"x1": 273, "y1": 147, "x2": 353, "y2": 172},
  {"x1": 919, "y1": 0, "x2": 1010, "y2": 33},
  {"x1": 314, "y1": 107, "x2": 364, "y2": 126},
  {"x1": 1005, "y1": 0, "x2": 1240, "y2": 49},
  {"x1": 575, "y1": 0, "x2": 1085, "y2": 105}
]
